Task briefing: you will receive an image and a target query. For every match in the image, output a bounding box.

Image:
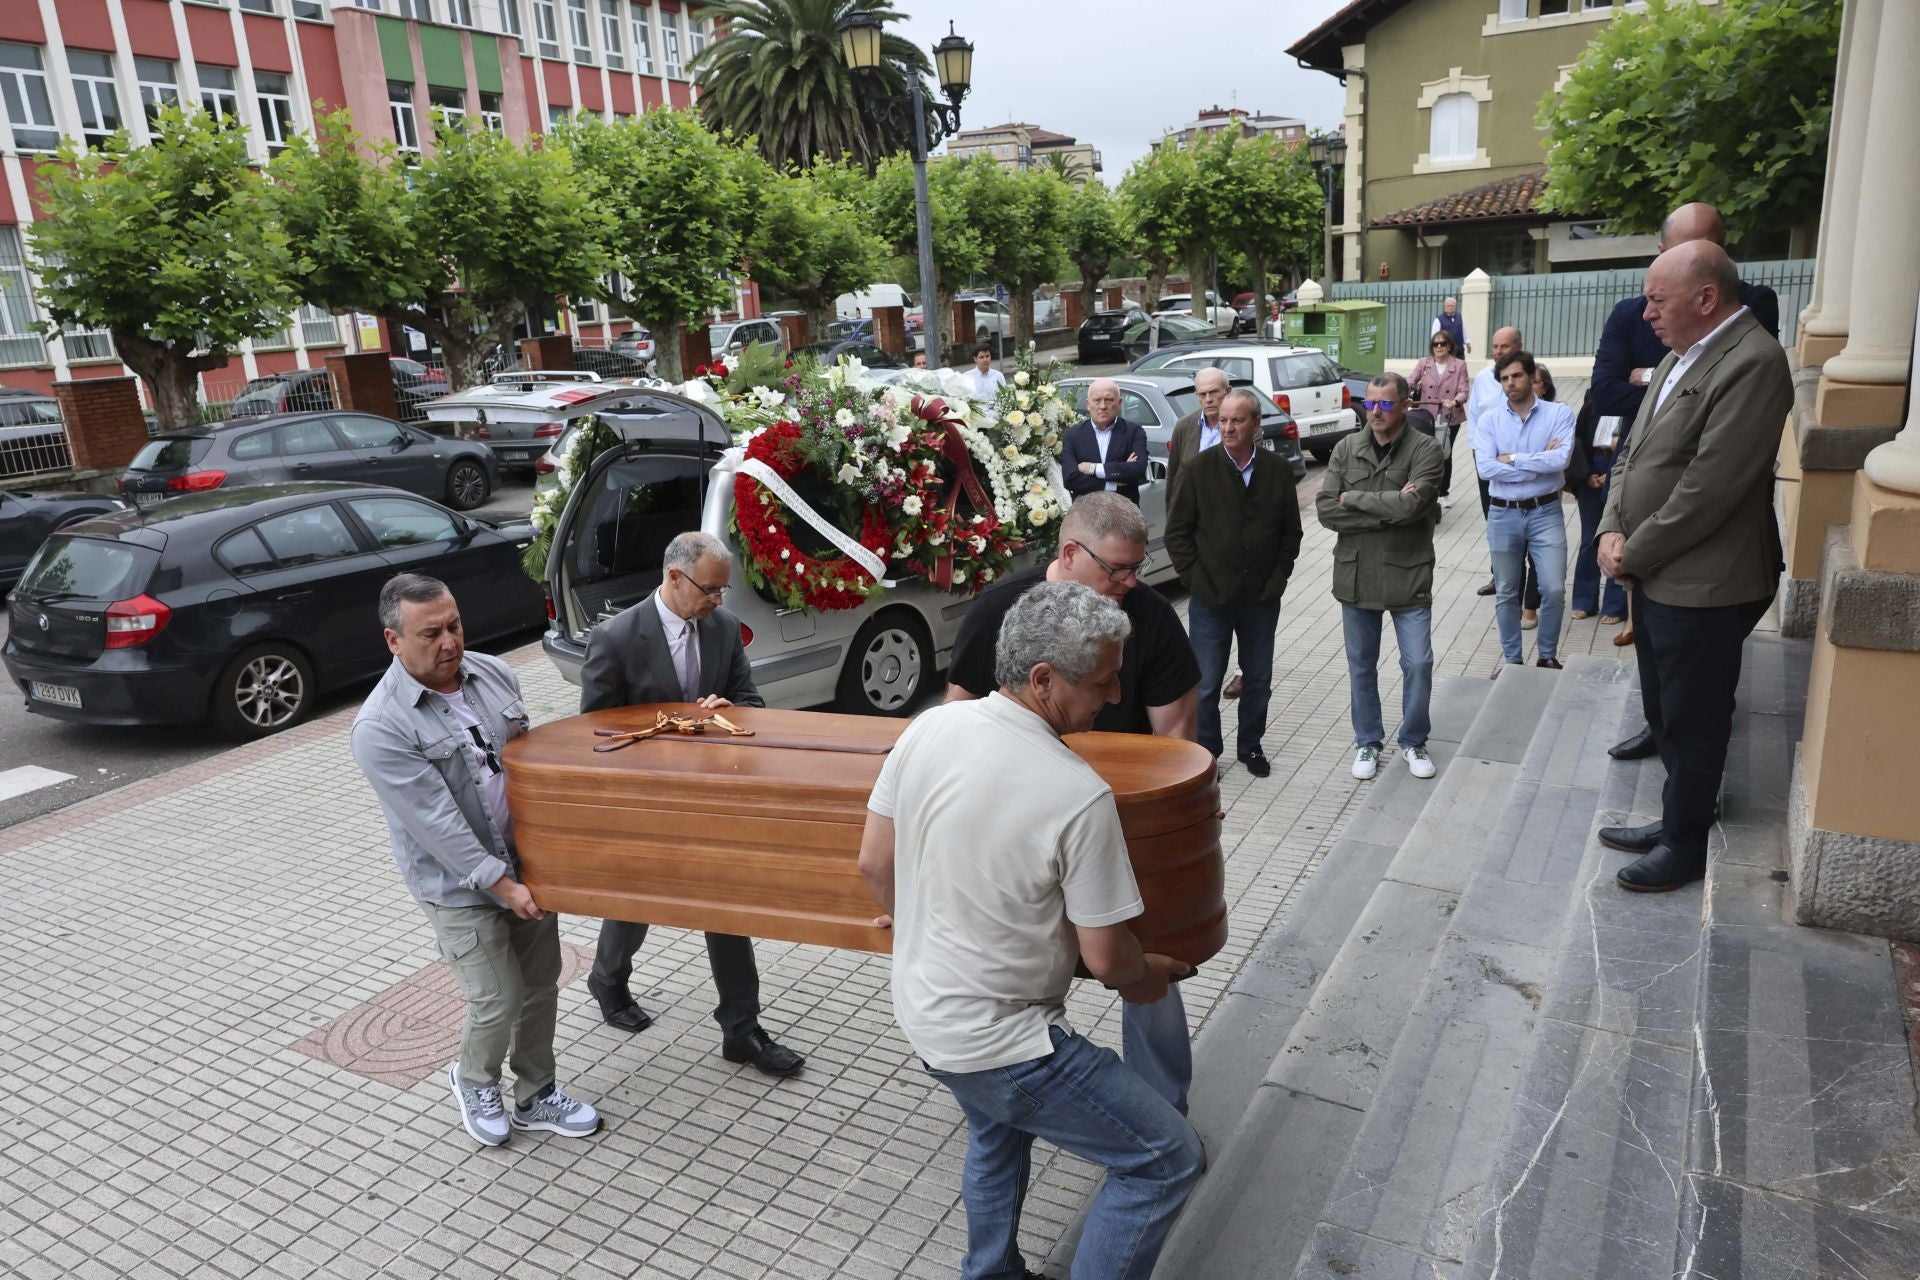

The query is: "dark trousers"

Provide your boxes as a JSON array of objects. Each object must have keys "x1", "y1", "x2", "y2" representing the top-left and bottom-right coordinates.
[
  {"x1": 1631, "y1": 586, "x2": 1770, "y2": 860},
  {"x1": 1477, "y1": 476, "x2": 1539, "y2": 606},
  {"x1": 1190, "y1": 594, "x2": 1283, "y2": 758},
  {"x1": 593, "y1": 921, "x2": 761, "y2": 1041},
  {"x1": 1571, "y1": 476, "x2": 1629, "y2": 617}
]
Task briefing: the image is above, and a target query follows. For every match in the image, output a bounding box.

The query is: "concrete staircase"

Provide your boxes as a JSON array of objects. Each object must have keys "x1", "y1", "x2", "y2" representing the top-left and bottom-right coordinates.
[{"x1": 1125, "y1": 634, "x2": 1920, "y2": 1278}]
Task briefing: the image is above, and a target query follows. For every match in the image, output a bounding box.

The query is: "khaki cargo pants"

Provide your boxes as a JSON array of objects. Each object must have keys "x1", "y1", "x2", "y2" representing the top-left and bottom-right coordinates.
[{"x1": 421, "y1": 902, "x2": 561, "y2": 1096}]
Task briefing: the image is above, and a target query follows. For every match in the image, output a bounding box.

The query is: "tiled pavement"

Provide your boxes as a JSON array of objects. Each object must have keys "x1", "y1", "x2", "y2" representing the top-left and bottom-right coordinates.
[{"x1": 1, "y1": 415, "x2": 1770, "y2": 1279}]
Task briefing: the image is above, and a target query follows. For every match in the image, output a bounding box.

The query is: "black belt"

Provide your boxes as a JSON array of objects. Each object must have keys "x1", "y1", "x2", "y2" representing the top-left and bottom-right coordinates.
[{"x1": 1487, "y1": 493, "x2": 1558, "y2": 511}]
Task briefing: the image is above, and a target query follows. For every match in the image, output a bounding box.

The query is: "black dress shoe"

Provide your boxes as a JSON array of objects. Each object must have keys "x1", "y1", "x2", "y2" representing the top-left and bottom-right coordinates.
[
  {"x1": 587, "y1": 976, "x2": 654, "y2": 1033},
  {"x1": 1536, "y1": 657, "x2": 1564, "y2": 670},
  {"x1": 1616, "y1": 845, "x2": 1706, "y2": 893},
  {"x1": 1599, "y1": 821, "x2": 1663, "y2": 853},
  {"x1": 1237, "y1": 748, "x2": 1271, "y2": 778},
  {"x1": 722, "y1": 1027, "x2": 805, "y2": 1077},
  {"x1": 1608, "y1": 728, "x2": 1657, "y2": 761},
  {"x1": 1477, "y1": 579, "x2": 1497, "y2": 596}
]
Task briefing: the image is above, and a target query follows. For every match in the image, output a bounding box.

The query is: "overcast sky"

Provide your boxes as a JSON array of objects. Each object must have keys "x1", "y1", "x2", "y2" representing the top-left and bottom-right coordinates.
[{"x1": 890, "y1": 0, "x2": 1353, "y2": 178}]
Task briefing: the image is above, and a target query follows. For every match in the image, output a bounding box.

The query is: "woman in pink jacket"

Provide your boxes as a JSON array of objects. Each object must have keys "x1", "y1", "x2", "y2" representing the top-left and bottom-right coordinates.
[{"x1": 1410, "y1": 328, "x2": 1469, "y2": 507}]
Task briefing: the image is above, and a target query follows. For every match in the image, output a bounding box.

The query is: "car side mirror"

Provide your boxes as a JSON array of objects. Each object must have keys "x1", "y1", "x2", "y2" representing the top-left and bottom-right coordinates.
[{"x1": 1149, "y1": 459, "x2": 1168, "y2": 481}]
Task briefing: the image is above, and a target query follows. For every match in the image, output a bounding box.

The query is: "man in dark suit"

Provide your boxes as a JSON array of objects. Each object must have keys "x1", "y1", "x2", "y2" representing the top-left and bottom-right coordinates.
[
  {"x1": 578, "y1": 530, "x2": 804, "y2": 1077},
  {"x1": 1595, "y1": 242, "x2": 1792, "y2": 893},
  {"x1": 1589, "y1": 201, "x2": 1782, "y2": 755},
  {"x1": 1165, "y1": 387, "x2": 1303, "y2": 777},
  {"x1": 1063, "y1": 378, "x2": 1152, "y2": 504}
]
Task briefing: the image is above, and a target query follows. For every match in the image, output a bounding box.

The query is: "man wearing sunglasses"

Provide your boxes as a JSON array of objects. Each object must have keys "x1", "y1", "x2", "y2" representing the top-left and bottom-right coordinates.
[
  {"x1": 576, "y1": 531, "x2": 806, "y2": 1080},
  {"x1": 946, "y1": 493, "x2": 1202, "y2": 1116},
  {"x1": 1317, "y1": 375, "x2": 1446, "y2": 782}
]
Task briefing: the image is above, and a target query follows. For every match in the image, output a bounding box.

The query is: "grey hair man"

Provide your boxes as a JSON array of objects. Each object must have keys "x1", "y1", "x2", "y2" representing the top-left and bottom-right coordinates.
[
  {"x1": 352, "y1": 573, "x2": 601, "y2": 1147},
  {"x1": 945, "y1": 492, "x2": 1201, "y2": 1114},
  {"x1": 861, "y1": 581, "x2": 1203, "y2": 1279},
  {"x1": 1431, "y1": 294, "x2": 1468, "y2": 356},
  {"x1": 577, "y1": 530, "x2": 805, "y2": 1079}
]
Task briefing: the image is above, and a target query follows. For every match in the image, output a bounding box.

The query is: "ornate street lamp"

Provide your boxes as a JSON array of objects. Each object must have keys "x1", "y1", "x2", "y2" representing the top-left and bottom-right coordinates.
[
  {"x1": 839, "y1": 16, "x2": 973, "y2": 362},
  {"x1": 1307, "y1": 131, "x2": 1348, "y2": 283}
]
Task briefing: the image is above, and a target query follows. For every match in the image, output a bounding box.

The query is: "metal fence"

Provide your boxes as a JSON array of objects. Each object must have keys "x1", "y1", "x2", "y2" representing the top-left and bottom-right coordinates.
[
  {"x1": 1329, "y1": 278, "x2": 1463, "y2": 359},
  {"x1": 0, "y1": 395, "x2": 72, "y2": 478},
  {"x1": 1490, "y1": 259, "x2": 1816, "y2": 355}
]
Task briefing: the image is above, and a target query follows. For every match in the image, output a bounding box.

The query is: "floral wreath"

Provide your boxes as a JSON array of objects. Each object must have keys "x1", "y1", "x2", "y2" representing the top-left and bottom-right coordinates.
[{"x1": 731, "y1": 420, "x2": 892, "y2": 612}]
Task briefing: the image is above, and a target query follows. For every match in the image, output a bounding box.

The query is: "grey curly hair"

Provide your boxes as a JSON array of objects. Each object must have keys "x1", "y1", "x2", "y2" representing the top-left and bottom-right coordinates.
[{"x1": 993, "y1": 580, "x2": 1133, "y2": 689}]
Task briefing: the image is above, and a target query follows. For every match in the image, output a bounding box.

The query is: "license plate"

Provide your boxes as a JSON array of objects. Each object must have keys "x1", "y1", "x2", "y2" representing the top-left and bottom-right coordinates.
[
  {"x1": 30, "y1": 682, "x2": 81, "y2": 708},
  {"x1": 503, "y1": 448, "x2": 536, "y2": 460},
  {"x1": 132, "y1": 491, "x2": 165, "y2": 506}
]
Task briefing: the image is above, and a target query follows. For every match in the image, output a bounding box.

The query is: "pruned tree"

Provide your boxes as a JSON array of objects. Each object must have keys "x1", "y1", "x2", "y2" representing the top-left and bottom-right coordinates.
[
  {"x1": 744, "y1": 160, "x2": 888, "y2": 341},
  {"x1": 971, "y1": 164, "x2": 1071, "y2": 349},
  {"x1": 1119, "y1": 144, "x2": 1199, "y2": 313},
  {"x1": 1205, "y1": 129, "x2": 1324, "y2": 311},
  {"x1": 866, "y1": 154, "x2": 987, "y2": 361},
  {"x1": 1064, "y1": 179, "x2": 1132, "y2": 322}
]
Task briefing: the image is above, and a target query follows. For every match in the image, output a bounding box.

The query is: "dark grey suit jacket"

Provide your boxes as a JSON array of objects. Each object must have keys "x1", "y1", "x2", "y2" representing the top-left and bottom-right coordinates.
[{"x1": 579, "y1": 591, "x2": 765, "y2": 713}]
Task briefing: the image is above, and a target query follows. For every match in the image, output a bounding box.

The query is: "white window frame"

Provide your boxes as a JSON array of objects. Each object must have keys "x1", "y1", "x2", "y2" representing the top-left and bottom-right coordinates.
[
  {"x1": 630, "y1": 2, "x2": 654, "y2": 74},
  {"x1": 68, "y1": 50, "x2": 125, "y2": 146},
  {"x1": 479, "y1": 89, "x2": 504, "y2": 134},
  {"x1": 0, "y1": 228, "x2": 47, "y2": 368},
  {"x1": 239, "y1": 0, "x2": 279, "y2": 12},
  {"x1": 255, "y1": 317, "x2": 295, "y2": 351},
  {"x1": 389, "y1": 80, "x2": 421, "y2": 154},
  {"x1": 533, "y1": 0, "x2": 562, "y2": 58},
  {"x1": 1428, "y1": 92, "x2": 1477, "y2": 162},
  {"x1": 199, "y1": 66, "x2": 241, "y2": 122},
  {"x1": 575, "y1": 293, "x2": 601, "y2": 324},
  {"x1": 600, "y1": 0, "x2": 625, "y2": 69},
  {"x1": 298, "y1": 303, "x2": 342, "y2": 347},
  {"x1": 447, "y1": 0, "x2": 474, "y2": 23},
  {"x1": 398, "y1": 0, "x2": 434, "y2": 19},
  {"x1": 1498, "y1": 0, "x2": 1528, "y2": 19},
  {"x1": 663, "y1": 14, "x2": 681, "y2": 78},
  {"x1": 60, "y1": 321, "x2": 115, "y2": 362},
  {"x1": 501, "y1": 0, "x2": 523, "y2": 36},
  {"x1": 568, "y1": 0, "x2": 594, "y2": 63},
  {"x1": 688, "y1": 13, "x2": 708, "y2": 60},
  {"x1": 135, "y1": 57, "x2": 179, "y2": 121},
  {"x1": 0, "y1": 44, "x2": 60, "y2": 154},
  {"x1": 429, "y1": 85, "x2": 467, "y2": 133},
  {"x1": 255, "y1": 70, "x2": 296, "y2": 151}
]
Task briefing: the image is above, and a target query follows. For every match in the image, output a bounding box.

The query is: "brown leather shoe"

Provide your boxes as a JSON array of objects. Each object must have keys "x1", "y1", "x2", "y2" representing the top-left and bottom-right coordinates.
[
  {"x1": 1613, "y1": 626, "x2": 1635, "y2": 647},
  {"x1": 1224, "y1": 673, "x2": 1244, "y2": 699}
]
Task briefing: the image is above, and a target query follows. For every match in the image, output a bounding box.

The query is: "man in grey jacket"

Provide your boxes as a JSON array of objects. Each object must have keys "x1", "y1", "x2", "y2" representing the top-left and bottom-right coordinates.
[
  {"x1": 1317, "y1": 374, "x2": 1446, "y2": 783},
  {"x1": 352, "y1": 573, "x2": 600, "y2": 1148}
]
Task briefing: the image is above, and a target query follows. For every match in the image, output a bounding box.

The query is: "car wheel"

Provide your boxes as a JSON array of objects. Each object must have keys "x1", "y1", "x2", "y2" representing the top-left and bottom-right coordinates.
[
  {"x1": 836, "y1": 610, "x2": 931, "y2": 717},
  {"x1": 975, "y1": 326, "x2": 991, "y2": 346},
  {"x1": 211, "y1": 643, "x2": 314, "y2": 740},
  {"x1": 444, "y1": 459, "x2": 490, "y2": 511}
]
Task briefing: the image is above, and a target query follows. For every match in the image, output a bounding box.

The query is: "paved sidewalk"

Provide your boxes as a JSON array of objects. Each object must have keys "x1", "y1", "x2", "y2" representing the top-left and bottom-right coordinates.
[{"x1": 0, "y1": 429, "x2": 1734, "y2": 1280}]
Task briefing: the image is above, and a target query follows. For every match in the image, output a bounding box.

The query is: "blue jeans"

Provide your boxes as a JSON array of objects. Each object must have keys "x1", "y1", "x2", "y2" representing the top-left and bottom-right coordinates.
[
  {"x1": 1341, "y1": 604, "x2": 1434, "y2": 749},
  {"x1": 1190, "y1": 595, "x2": 1283, "y2": 758},
  {"x1": 928, "y1": 1025, "x2": 1204, "y2": 1280},
  {"x1": 1122, "y1": 983, "x2": 1191, "y2": 1115},
  {"x1": 1571, "y1": 475, "x2": 1628, "y2": 617},
  {"x1": 1488, "y1": 503, "x2": 1567, "y2": 662}
]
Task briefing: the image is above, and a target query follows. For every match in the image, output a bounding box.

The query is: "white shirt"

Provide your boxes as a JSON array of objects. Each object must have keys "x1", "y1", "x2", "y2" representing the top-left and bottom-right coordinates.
[
  {"x1": 1223, "y1": 445, "x2": 1258, "y2": 487},
  {"x1": 1196, "y1": 416, "x2": 1222, "y2": 454},
  {"x1": 961, "y1": 366, "x2": 1007, "y2": 399},
  {"x1": 1465, "y1": 365, "x2": 1502, "y2": 450},
  {"x1": 1090, "y1": 423, "x2": 1118, "y2": 491},
  {"x1": 867, "y1": 695, "x2": 1143, "y2": 1073},
  {"x1": 1474, "y1": 395, "x2": 1575, "y2": 502},
  {"x1": 1655, "y1": 306, "x2": 1748, "y2": 415},
  {"x1": 652, "y1": 589, "x2": 697, "y2": 696}
]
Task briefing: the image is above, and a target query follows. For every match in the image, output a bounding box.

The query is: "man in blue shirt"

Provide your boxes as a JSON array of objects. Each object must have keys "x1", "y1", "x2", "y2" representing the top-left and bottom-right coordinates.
[{"x1": 1475, "y1": 351, "x2": 1574, "y2": 669}]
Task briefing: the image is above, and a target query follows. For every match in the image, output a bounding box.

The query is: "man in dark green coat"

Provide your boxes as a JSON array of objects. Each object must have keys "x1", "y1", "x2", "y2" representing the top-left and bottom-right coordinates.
[{"x1": 1316, "y1": 373, "x2": 1446, "y2": 783}]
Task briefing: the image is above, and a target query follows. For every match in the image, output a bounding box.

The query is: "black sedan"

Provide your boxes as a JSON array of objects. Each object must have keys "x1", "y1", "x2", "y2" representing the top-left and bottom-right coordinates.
[
  {"x1": 1, "y1": 489, "x2": 129, "y2": 591},
  {"x1": 231, "y1": 366, "x2": 447, "y2": 423},
  {"x1": 3, "y1": 484, "x2": 545, "y2": 738},
  {"x1": 120, "y1": 412, "x2": 498, "y2": 511},
  {"x1": 1077, "y1": 311, "x2": 1133, "y2": 363},
  {"x1": 792, "y1": 339, "x2": 903, "y2": 368}
]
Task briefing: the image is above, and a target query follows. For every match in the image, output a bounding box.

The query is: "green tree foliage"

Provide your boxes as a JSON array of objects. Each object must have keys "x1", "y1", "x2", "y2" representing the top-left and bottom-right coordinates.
[
  {"x1": 689, "y1": 0, "x2": 932, "y2": 172},
  {"x1": 1537, "y1": 0, "x2": 1841, "y2": 244},
  {"x1": 559, "y1": 109, "x2": 756, "y2": 382},
  {"x1": 30, "y1": 108, "x2": 299, "y2": 429},
  {"x1": 271, "y1": 110, "x2": 613, "y2": 391},
  {"x1": 1118, "y1": 144, "x2": 1201, "y2": 312},
  {"x1": 1201, "y1": 129, "x2": 1324, "y2": 306},
  {"x1": 1063, "y1": 180, "x2": 1132, "y2": 322},
  {"x1": 744, "y1": 160, "x2": 888, "y2": 341},
  {"x1": 866, "y1": 154, "x2": 987, "y2": 360},
  {"x1": 971, "y1": 165, "x2": 1071, "y2": 349}
]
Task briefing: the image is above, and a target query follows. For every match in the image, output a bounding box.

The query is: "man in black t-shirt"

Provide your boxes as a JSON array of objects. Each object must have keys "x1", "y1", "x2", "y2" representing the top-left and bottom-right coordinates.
[{"x1": 946, "y1": 493, "x2": 1202, "y2": 1112}]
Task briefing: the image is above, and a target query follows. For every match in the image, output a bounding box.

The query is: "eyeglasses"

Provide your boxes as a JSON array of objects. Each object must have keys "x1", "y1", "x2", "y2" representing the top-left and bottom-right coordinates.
[
  {"x1": 1429, "y1": 341, "x2": 1450, "y2": 349},
  {"x1": 675, "y1": 569, "x2": 728, "y2": 600},
  {"x1": 1077, "y1": 543, "x2": 1146, "y2": 583},
  {"x1": 466, "y1": 725, "x2": 501, "y2": 775},
  {"x1": 1361, "y1": 398, "x2": 1400, "y2": 412}
]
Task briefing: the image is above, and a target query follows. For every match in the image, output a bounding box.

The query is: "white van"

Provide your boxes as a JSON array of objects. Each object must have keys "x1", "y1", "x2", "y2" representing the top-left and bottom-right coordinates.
[{"x1": 833, "y1": 283, "x2": 909, "y2": 319}]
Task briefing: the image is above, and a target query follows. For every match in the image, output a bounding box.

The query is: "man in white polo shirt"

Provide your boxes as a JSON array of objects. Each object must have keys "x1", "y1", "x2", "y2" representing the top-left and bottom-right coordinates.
[{"x1": 859, "y1": 581, "x2": 1202, "y2": 1280}]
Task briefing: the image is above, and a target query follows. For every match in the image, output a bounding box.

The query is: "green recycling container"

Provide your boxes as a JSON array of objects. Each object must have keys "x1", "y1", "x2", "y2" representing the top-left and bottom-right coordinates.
[{"x1": 1282, "y1": 299, "x2": 1386, "y2": 374}]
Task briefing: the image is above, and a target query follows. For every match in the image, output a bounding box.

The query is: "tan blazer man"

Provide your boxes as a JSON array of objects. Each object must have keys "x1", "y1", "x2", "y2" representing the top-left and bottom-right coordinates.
[{"x1": 1165, "y1": 367, "x2": 1231, "y2": 499}]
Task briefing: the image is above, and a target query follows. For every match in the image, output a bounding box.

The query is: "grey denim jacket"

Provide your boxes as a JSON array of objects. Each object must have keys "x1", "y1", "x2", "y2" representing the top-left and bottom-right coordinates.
[{"x1": 351, "y1": 652, "x2": 532, "y2": 908}]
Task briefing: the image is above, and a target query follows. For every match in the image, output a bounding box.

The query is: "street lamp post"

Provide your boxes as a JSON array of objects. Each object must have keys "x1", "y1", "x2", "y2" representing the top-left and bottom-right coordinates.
[
  {"x1": 839, "y1": 16, "x2": 972, "y2": 364},
  {"x1": 1307, "y1": 132, "x2": 1348, "y2": 284}
]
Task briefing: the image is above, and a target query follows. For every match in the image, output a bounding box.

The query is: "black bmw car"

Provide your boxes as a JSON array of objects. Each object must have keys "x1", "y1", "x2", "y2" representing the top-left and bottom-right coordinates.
[
  {"x1": 3, "y1": 484, "x2": 544, "y2": 738},
  {"x1": 1, "y1": 489, "x2": 130, "y2": 591}
]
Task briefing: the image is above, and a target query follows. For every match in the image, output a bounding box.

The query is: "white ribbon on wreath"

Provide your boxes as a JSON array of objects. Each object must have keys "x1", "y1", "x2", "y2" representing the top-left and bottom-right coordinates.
[{"x1": 725, "y1": 448, "x2": 890, "y2": 582}]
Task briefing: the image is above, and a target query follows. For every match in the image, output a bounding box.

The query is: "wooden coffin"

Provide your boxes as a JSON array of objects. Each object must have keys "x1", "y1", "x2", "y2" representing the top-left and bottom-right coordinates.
[{"x1": 503, "y1": 704, "x2": 1227, "y2": 967}]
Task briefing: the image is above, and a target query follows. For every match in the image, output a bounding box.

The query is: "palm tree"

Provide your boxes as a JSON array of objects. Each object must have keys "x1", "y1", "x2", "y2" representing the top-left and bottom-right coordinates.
[
  {"x1": 1040, "y1": 151, "x2": 1092, "y2": 186},
  {"x1": 689, "y1": 0, "x2": 932, "y2": 172}
]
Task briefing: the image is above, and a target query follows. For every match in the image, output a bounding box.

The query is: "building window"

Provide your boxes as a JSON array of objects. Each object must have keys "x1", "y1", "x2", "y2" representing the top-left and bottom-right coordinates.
[
  {"x1": 575, "y1": 294, "x2": 600, "y2": 324},
  {"x1": 299, "y1": 303, "x2": 342, "y2": 346},
  {"x1": 69, "y1": 50, "x2": 125, "y2": 146},
  {"x1": 256, "y1": 71, "x2": 296, "y2": 152},
  {"x1": 1428, "y1": 92, "x2": 1478, "y2": 163},
  {"x1": 136, "y1": 57, "x2": 179, "y2": 122},
  {"x1": 1539, "y1": 0, "x2": 1570, "y2": 13},
  {"x1": 199, "y1": 66, "x2": 241, "y2": 122},
  {"x1": 600, "y1": 0, "x2": 625, "y2": 68},
  {"x1": 663, "y1": 17, "x2": 681, "y2": 78},
  {"x1": 1498, "y1": 0, "x2": 1527, "y2": 19},
  {"x1": 398, "y1": 0, "x2": 434, "y2": 18},
  {"x1": 0, "y1": 228, "x2": 47, "y2": 367},
  {"x1": 533, "y1": 0, "x2": 562, "y2": 57},
  {"x1": 500, "y1": 0, "x2": 523, "y2": 35},
  {"x1": 429, "y1": 85, "x2": 467, "y2": 132},
  {"x1": 479, "y1": 90, "x2": 503, "y2": 133},
  {"x1": 547, "y1": 103, "x2": 570, "y2": 131},
  {"x1": 293, "y1": 0, "x2": 324, "y2": 17},
  {"x1": 389, "y1": 81, "x2": 420, "y2": 153},
  {"x1": 568, "y1": 0, "x2": 593, "y2": 63},
  {"x1": 688, "y1": 14, "x2": 708, "y2": 60},
  {"x1": 631, "y1": 3, "x2": 654, "y2": 74},
  {"x1": 447, "y1": 0, "x2": 474, "y2": 22},
  {"x1": 349, "y1": 0, "x2": 383, "y2": 9},
  {"x1": 1582, "y1": 0, "x2": 1613, "y2": 8},
  {"x1": 62, "y1": 321, "x2": 116, "y2": 361},
  {"x1": 240, "y1": 0, "x2": 278, "y2": 12}
]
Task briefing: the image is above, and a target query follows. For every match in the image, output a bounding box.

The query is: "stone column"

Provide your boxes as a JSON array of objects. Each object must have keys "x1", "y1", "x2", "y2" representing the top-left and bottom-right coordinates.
[
  {"x1": 1104, "y1": 286, "x2": 1124, "y2": 312},
  {"x1": 679, "y1": 325, "x2": 712, "y2": 375},
  {"x1": 519, "y1": 335, "x2": 574, "y2": 371},
  {"x1": 53, "y1": 376, "x2": 148, "y2": 472},
  {"x1": 1458, "y1": 269, "x2": 1492, "y2": 369},
  {"x1": 323, "y1": 352, "x2": 399, "y2": 421},
  {"x1": 1063, "y1": 290, "x2": 1085, "y2": 330},
  {"x1": 1799, "y1": 0, "x2": 1864, "y2": 335},
  {"x1": 1802, "y1": 0, "x2": 1883, "y2": 365},
  {"x1": 1861, "y1": 299, "x2": 1920, "y2": 495},
  {"x1": 951, "y1": 299, "x2": 978, "y2": 358},
  {"x1": 1820, "y1": 0, "x2": 1916, "y2": 404}
]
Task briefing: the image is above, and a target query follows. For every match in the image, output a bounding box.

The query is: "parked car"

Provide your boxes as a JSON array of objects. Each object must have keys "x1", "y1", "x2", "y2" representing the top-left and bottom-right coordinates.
[
  {"x1": 958, "y1": 296, "x2": 1012, "y2": 344},
  {"x1": 792, "y1": 339, "x2": 904, "y2": 369},
  {"x1": 1, "y1": 489, "x2": 129, "y2": 592},
  {"x1": 0, "y1": 388, "x2": 71, "y2": 477},
  {"x1": 423, "y1": 370, "x2": 663, "y2": 474},
  {"x1": 1232, "y1": 293, "x2": 1278, "y2": 335},
  {"x1": 2, "y1": 484, "x2": 544, "y2": 737},
  {"x1": 826, "y1": 317, "x2": 874, "y2": 341},
  {"x1": 229, "y1": 366, "x2": 447, "y2": 423},
  {"x1": 1055, "y1": 371, "x2": 1306, "y2": 485},
  {"x1": 1077, "y1": 311, "x2": 1134, "y2": 364},
  {"x1": 611, "y1": 328, "x2": 656, "y2": 364},
  {"x1": 119, "y1": 412, "x2": 500, "y2": 511},
  {"x1": 1153, "y1": 292, "x2": 1237, "y2": 335},
  {"x1": 389, "y1": 357, "x2": 447, "y2": 386},
  {"x1": 1130, "y1": 342, "x2": 1359, "y2": 463},
  {"x1": 708, "y1": 318, "x2": 785, "y2": 358},
  {"x1": 1119, "y1": 313, "x2": 1217, "y2": 362}
]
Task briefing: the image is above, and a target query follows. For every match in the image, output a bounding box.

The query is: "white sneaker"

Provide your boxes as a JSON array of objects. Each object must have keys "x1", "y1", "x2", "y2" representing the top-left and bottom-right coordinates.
[
  {"x1": 1352, "y1": 746, "x2": 1379, "y2": 780},
  {"x1": 449, "y1": 1063, "x2": 509, "y2": 1147},
  {"x1": 1438, "y1": 496, "x2": 1454, "y2": 510},
  {"x1": 512, "y1": 1081, "x2": 601, "y2": 1137},
  {"x1": 1406, "y1": 746, "x2": 1436, "y2": 779}
]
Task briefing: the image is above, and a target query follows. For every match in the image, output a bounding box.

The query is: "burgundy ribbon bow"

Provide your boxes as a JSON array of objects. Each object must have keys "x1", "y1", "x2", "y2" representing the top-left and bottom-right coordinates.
[{"x1": 909, "y1": 396, "x2": 1000, "y2": 590}]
